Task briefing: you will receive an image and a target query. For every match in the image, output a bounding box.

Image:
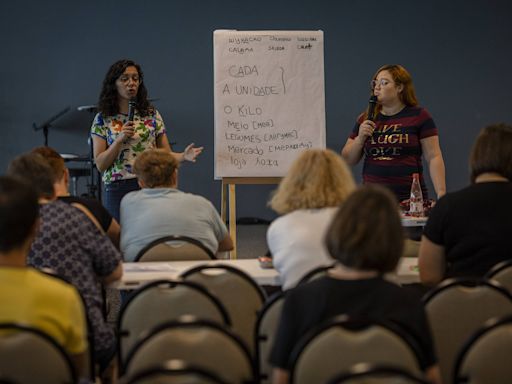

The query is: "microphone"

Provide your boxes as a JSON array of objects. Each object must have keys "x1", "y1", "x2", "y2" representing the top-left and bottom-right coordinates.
[
  {"x1": 127, "y1": 98, "x2": 136, "y2": 121},
  {"x1": 367, "y1": 95, "x2": 378, "y2": 122}
]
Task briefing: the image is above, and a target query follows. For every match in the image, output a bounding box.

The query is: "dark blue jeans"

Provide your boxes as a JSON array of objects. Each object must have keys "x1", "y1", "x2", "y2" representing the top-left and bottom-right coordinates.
[{"x1": 102, "y1": 178, "x2": 140, "y2": 222}]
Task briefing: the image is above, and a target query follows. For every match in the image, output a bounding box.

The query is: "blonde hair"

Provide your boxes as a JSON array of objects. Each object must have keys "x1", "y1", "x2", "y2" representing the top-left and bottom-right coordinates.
[
  {"x1": 133, "y1": 149, "x2": 179, "y2": 188},
  {"x1": 269, "y1": 149, "x2": 356, "y2": 214}
]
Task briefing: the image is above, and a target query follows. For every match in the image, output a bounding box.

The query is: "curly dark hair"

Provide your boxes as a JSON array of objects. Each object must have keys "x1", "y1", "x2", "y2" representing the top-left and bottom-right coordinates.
[{"x1": 97, "y1": 59, "x2": 152, "y2": 116}]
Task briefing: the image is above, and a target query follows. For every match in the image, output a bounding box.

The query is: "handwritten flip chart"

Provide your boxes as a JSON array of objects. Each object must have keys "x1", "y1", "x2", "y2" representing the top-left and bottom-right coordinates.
[{"x1": 214, "y1": 30, "x2": 325, "y2": 178}]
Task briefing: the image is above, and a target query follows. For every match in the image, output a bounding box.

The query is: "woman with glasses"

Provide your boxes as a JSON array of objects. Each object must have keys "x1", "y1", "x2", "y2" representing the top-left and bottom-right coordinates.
[
  {"x1": 91, "y1": 59, "x2": 203, "y2": 221},
  {"x1": 341, "y1": 64, "x2": 446, "y2": 203}
]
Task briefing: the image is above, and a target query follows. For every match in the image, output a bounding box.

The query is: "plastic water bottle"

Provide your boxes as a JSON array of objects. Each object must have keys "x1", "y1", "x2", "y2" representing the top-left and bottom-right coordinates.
[{"x1": 409, "y1": 173, "x2": 424, "y2": 217}]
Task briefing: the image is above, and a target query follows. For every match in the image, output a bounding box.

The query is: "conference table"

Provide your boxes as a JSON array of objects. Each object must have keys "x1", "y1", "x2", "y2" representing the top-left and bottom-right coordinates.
[{"x1": 110, "y1": 257, "x2": 420, "y2": 290}]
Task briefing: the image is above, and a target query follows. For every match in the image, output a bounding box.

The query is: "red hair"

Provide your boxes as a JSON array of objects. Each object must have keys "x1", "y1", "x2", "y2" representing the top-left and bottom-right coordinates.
[{"x1": 365, "y1": 64, "x2": 418, "y2": 119}]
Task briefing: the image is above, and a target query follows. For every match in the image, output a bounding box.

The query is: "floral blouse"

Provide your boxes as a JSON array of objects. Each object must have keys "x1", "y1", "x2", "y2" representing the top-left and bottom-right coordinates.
[{"x1": 91, "y1": 109, "x2": 166, "y2": 183}]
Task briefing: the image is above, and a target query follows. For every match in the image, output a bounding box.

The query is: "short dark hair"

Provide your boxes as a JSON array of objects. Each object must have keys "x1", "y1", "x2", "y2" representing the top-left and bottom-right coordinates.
[
  {"x1": 470, "y1": 123, "x2": 512, "y2": 182},
  {"x1": 0, "y1": 176, "x2": 39, "y2": 252},
  {"x1": 7, "y1": 153, "x2": 56, "y2": 199},
  {"x1": 325, "y1": 185, "x2": 404, "y2": 273}
]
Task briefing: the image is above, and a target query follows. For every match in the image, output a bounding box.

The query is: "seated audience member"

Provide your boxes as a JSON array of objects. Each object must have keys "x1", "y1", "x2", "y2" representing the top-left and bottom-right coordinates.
[
  {"x1": 270, "y1": 185, "x2": 440, "y2": 384},
  {"x1": 267, "y1": 149, "x2": 356, "y2": 290},
  {"x1": 7, "y1": 153, "x2": 123, "y2": 378},
  {"x1": 31, "y1": 146, "x2": 121, "y2": 247},
  {"x1": 419, "y1": 123, "x2": 512, "y2": 286},
  {"x1": 0, "y1": 176, "x2": 88, "y2": 377},
  {"x1": 120, "y1": 149, "x2": 233, "y2": 261}
]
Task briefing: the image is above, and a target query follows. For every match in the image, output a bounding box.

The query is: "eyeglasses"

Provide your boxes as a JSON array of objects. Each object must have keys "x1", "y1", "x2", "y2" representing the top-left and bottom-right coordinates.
[
  {"x1": 371, "y1": 79, "x2": 393, "y2": 89},
  {"x1": 118, "y1": 75, "x2": 140, "y2": 84}
]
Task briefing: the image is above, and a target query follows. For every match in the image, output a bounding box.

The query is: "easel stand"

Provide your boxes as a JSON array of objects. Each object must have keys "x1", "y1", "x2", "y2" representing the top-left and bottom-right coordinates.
[{"x1": 220, "y1": 177, "x2": 281, "y2": 259}]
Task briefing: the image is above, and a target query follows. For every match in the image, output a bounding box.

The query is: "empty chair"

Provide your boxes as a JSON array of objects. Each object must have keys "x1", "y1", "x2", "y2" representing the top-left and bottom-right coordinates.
[
  {"x1": 486, "y1": 259, "x2": 512, "y2": 294},
  {"x1": 135, "y1": 235, "x2": 216, "y2": 262},
  {"x1": 124, "y1": 318, "x2": 255, "y2": 384},
  {"x1": 289, "y1": 316, "x2": 424, "y2": 384},
  {"x1": 326, "y1": 363, "x2": 429, "y2": 384},
  {"x1": 296, "y1": 264, "x2": 335, "y2": 286},
  {"x1": 123, "y1": 359, "x2": 228, "y2": 384},
  {"x1": 181, "y1": 264, "x2": 266, "y2": 355},
  {"x1": 117, "y1": 279, "x2": 230, "y2": 367},
  {"x1": 254, "y1": 291, "x2": 287, "y2": 383},
  {"x1": 0, "y1": 323, "x2": 77, "y2": 384},
  {"x1": 453, "y1": 315, "x2": 512, "y2": 384},
  {"x1": 422, "y1": 278, "x2": 512, "y2": 384}
]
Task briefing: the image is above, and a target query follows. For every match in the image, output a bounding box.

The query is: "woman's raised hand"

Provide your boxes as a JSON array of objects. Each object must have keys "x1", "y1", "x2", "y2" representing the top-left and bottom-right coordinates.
[{"x1": 182, "y1": 143, "x2": 204, "y2": 162}]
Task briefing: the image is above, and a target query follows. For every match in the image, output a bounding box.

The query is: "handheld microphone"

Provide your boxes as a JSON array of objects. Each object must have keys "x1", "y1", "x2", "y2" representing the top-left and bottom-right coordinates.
[
  {"x1": 127, "y1": 98, "x2": 136, "y2": 121},
  {"x1": 367, "y1": 95, "x2": 378, "y2": 122}
]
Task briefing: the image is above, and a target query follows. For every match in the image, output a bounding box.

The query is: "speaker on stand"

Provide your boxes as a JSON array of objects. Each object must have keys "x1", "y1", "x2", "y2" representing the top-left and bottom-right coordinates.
[{"x1": 77, "y1": 104, "x2": 102, "y2": 201}]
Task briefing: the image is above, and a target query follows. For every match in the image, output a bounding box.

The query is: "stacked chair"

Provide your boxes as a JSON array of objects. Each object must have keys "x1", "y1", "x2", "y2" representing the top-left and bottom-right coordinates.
[
  {"x1": 0, "y1": 323, "x2": 76, "y2": 384},
  {"x1": 453, "y1": 315, "x2": 512, "y2": 383},
  {"x1": 119, "y1": 264, "x2": 266, "y2": 383},
  {"x1": 422, "y1": 278, "x2": 512, "y2": 384},
  {"x1": 289, "y1": 316, "x2": 425, "y2": 384},
  {"x1": 254, "y1": 291, "x2": 287, "y2": 383}
]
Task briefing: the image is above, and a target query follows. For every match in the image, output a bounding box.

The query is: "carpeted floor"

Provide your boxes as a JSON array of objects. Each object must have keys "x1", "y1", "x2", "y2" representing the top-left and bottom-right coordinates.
[{"x1": 234, "y1": 224, "x2": 270, "y2": 259}]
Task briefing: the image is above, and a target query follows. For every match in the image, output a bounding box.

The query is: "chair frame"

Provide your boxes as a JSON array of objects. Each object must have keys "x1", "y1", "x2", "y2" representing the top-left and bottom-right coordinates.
[
  {"x1": 181, "y1": 264, "x2": 267, "y2": 302},
  {"x1": 326, "y1": 363, "x2": 429, "y2": 384},
  {"x1": 117, "y1": 279, "x2": 231, "y2": 369},
  {"x1": 452, "y1": 314, "x2": 512, "y2": 384},
  {"x1": 422, "y1": 277, "x2": 512, "y2": 384},
  {"x1": 289, "y1": 315, "x2": 425, "y2": 384},
  {"x1": 422, "y1": 277, "x2": 512, "y2": 304},
  {"x1": 296, "y1": 264, "x2": 335, "y2": 286},
  {"x1": 253, "y1": 291, "x2": 287, "y2": 383},
  {"x1": 134, "y1": 235, "x2": 216, "y2": 262},
  {"x1": 486, "y1": 259, "x2": 512, "y2": 286},
  {"x1": 122, "y1": 318, "x2": 257, "y2": 381},
  {"x1": 0, "y1": 322, "x2": 77, "y2": 384},
  {"x1": 123, "y1": 359, "x2": 228, "y2": 384},
  {"x1": 181, "y1": 264, "x2": 267, "y2": 355}
]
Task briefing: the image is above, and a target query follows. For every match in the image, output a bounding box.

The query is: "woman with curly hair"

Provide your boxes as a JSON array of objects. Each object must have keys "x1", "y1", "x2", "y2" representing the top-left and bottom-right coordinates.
[
  {"x1": 91, "y1": 59, "x2": 203, "y2": 220},
  {"x1": 267, "y1": 149, "x2": 356, "y2": 290}
]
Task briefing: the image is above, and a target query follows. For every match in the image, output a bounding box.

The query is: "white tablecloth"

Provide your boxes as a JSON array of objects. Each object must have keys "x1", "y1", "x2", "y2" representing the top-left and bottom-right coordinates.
[{"x1": 110, "y1": 257, "x2": 419, "y2": 290}]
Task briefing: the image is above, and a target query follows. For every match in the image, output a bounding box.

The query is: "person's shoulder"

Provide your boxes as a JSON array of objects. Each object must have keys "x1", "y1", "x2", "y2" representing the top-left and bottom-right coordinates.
[
  {"x1": 399, "y1": 105, "x2": 427, "y2": 117},
  {"x1": 27, "y1": 269, "x2": 78, "y2": 296},
  {"x1": 64, "y1": 196, "x2": 113, "y2": 220},
  {"x1": 410, "y1": 106, "x2": 434, "y2": 120},
  {"x1": 289, "y1": 275, "x2": 332, "y2": 296},
  {"x1": 46, "y1": 199, "x2": 74, "y2": 212},
  {"x1": 53, "y1": 199, "x2": 103, "y2": 229},
  {"x1": 78, "y1": 196, "x2": 109, "y2": 211},
  {"x1": 180, "y1": 191, "x2": 213, "y2": 206},
  {"x1": 375, "y1": 279, "x2": 423, "y2": 304},
  {"x1": 123, "y1": 188, "x2": 151, "y2": 204},
  {"x1": 268, "y1": 211, "x2": 297, "y2": 233},
  {"x1": 284, "y1": 282, "x2": 316, "y2": 303},
  {"x1": 434, "y1": 185, "x2": 475, "y2": 206}
]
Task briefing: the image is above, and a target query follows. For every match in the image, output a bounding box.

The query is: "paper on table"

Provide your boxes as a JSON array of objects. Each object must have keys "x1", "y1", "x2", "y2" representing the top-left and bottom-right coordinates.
[{"x1": 123, "y1": 264, "x2": 178, "y2": 272}]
